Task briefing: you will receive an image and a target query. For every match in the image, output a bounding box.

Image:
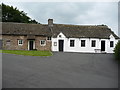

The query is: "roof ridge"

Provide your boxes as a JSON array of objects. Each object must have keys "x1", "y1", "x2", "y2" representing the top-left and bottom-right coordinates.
[
  {"x1": 2, "y1": 22, "x2": 108, "y2": 28},
  {"x1": 2, "y1": 22, "x2": 41, "y2": 25},
  {"x1": 53, "y1": 23, "x2": 108, "y2": 27}
]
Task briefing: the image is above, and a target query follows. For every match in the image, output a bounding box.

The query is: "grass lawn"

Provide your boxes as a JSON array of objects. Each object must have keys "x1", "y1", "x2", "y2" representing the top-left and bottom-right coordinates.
[{"x1": 1, "y1": 50, "x2": 52, "y2": 56}]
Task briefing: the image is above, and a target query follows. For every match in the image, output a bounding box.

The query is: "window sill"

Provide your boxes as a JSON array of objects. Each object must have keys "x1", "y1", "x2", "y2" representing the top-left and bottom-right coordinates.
[
  {"x1": 40, "y1": 45, "x2": 46, "y2": 46},
  {"x1": 18, "y1": 44, "x2": 23, "y2": 46}
]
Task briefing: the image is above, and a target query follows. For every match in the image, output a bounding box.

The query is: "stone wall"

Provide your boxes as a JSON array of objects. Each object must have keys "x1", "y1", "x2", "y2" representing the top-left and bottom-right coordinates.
[
  {"x1": 0, "y1": 35, "x2": 2, "y2": 39},
  {"x1": 2, "y1": 35, "x2": 28, "y2": 50},
  {"x1": 2, "y1": 35, "x2": 51, "y2": 51},
  {"x1": 35, "y1": 36, "x2": 52, "y2": 51}
]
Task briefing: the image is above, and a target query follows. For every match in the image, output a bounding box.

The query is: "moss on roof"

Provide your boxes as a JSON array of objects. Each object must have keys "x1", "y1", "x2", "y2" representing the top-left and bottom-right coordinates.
[
  {"x1": 2, "y1": 22, "x2": 52, "y2": 36},
  {"x1": 1, "y1": 22, "x2": 119, "y2": 39},
  {"x1": 51, "y1": 24, "x2": 119, "y2": 39}
]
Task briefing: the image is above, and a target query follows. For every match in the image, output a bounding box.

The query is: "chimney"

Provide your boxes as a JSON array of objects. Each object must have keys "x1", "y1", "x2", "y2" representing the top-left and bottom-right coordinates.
[{"x1": 48, "y1": 19, "x2": 53, "y2": 27}]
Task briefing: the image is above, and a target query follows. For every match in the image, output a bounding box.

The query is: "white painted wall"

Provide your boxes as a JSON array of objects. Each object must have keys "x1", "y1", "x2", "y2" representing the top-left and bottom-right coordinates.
[
  {"x1": 106, "y1": 35, "x2": 118, "y2": 53},
  {"x1": 52, "y1": 33, "x2": 119, "y2": 53}
]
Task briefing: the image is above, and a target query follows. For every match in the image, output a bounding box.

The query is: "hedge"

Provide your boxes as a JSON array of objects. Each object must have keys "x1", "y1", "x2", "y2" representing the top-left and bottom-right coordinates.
[{"x1": 114, "y1": 41, "x2": 120, "y2": 61}]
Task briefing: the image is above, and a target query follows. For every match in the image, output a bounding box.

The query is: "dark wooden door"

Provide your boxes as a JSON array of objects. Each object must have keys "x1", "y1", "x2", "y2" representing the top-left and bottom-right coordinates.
[
  {"x1": 101, "y1": 41, "x2": 105, "y2": 51},
  {"x1": 59, "y1": 40, "x2": 64, "y2": 52},
  {"x1": 29, "y1": 40, "x2": 34, "y2": 50},
  {"x1": 0, "y1": 40, "x2": 2, "y2": 50}
]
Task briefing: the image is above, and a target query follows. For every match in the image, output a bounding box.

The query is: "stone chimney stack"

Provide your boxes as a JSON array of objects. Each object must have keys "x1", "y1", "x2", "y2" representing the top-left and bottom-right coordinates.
[{"x1": 48, "y1": 19, "x2": 53, "y2": 27}]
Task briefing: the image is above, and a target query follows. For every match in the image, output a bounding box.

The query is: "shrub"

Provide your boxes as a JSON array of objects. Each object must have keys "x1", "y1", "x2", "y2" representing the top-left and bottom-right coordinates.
[{"x1": 114, "y1": 40, "x2": 120, "y2": 61}]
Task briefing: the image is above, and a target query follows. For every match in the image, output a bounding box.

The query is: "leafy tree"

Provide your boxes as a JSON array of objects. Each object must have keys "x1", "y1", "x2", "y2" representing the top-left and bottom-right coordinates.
[
  {"x1": 1, "y1": 3, "x2": 39, "y2": 24},
  {"x1": 0, "y1": 4, "x2": 1, "y2": 22},
  {"x1": 114, "y1": 41, "x2": 120, "y2": 61}
]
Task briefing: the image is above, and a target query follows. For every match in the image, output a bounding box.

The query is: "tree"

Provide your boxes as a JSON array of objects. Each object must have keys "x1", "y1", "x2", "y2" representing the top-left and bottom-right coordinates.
[
  {"x1": 114, "y1": 41, "x2": 120, "y2": 61},
  {"x1": 1, "y1": 3, "x2": 39, "y2": 24},
  {"x1": 0, "y1": 4, "x2": 1, "y2": 21}
]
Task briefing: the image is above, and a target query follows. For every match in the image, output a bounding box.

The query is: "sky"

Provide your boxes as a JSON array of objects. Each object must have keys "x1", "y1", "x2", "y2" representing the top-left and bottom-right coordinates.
[{"x1": 2, "y1": 0, "x2": 119, "y2": 36}]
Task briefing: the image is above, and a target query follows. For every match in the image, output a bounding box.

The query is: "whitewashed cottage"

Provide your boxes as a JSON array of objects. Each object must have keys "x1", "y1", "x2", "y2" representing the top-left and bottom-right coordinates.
[
  {"x1": 1, "y1": 19, "x2": 120, "y2": 53},
  {"x1": 49, "y1": 19, "x2": 120, "y2": 53}
]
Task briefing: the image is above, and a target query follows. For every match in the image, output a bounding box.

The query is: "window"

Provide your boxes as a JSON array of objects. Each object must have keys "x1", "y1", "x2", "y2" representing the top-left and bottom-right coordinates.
[
  {"x1": 47, "y1": 37, "x2": 51, "y2": 41},
  {"x1": 18, "y1": 40, "x2": 23, "y2": 45},
  {"x1": 6, "y1": 40, "x2": 10, "y2": 46},
  {"x1": 70, "y1": 40, "x2": 75, "y2": 47},
  {"x1": 91, "y1": 40, "x2": 96, "y2": 47},
  {"x1": 59, "y1": 35, "x2": 61, "y2": 37},
  {"x1": 110, "y1": 41, "x2": 114, "y2": 47},
  {"x1": 54, "y1": 42, "x2": 57, "y2": 46},
  {"x1": 81, "y1": 40, "x2": 85, "y2": 47},
  {"x1": 40, "y1": 40, "x2": 46, "y2": 46}
]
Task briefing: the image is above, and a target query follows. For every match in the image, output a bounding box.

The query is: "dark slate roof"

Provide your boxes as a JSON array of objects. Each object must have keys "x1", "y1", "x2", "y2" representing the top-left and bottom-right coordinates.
[
  {"x1": 51, "y1": 24, "x2": 120, "y2": 39},
  {"x1": 2, "y1": 22, "x2": 52, "y2": 36},
  {"x1": 1, "y1": 22, "x2": 120, "y2": 39}
]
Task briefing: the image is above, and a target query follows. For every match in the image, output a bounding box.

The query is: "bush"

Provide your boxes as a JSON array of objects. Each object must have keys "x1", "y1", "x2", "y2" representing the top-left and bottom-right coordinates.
[{"x1": 114, "y1": 40, "x2": 120, "y2": 61}]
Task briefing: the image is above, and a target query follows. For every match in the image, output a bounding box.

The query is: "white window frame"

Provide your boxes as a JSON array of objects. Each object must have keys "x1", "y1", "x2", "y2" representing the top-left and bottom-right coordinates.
[
  {"x1": 18, "y1": 40, "x2": 23, "y2": 46},
  {"x1": 40, "y1": 40, "x2": 46, "y2": 46},
  {"x1": 70, "y1": 40, "x2": 75, "y2": 47},
  {"x1": 81, "y1": 40, "x2": 86, "y2": 47},
  {"x1": 54, "y1": 42, "x2": 57, "y2": 46},
  {"x1": 91, "y1": 40, "x2": 96, "y2": 47},
  {"x1": 47, "y1": 37, "x2": 51, "y2": 41},
  {"x1": 110, "y1": 41, "x2": 114, "y2": 47}
]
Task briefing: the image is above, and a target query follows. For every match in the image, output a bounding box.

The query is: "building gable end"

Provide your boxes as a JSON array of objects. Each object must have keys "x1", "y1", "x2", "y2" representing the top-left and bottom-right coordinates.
[
  {"x1": 57, "y1": 32, "x2": 66, "y2": 38},
  {"x1": 109, "y1": 34, "x2": 115, "y2": 39}
]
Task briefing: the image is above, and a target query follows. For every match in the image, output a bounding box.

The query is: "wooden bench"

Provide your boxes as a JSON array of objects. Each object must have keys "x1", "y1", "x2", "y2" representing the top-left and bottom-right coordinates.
[{"x1": 94, "y1": 49, "x2": 101, "y2": 53}]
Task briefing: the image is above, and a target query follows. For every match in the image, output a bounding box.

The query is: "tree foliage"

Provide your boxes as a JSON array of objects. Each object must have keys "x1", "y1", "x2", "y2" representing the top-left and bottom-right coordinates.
[
  {"x1": 1, "y1": 3, "x2": 39, "y2": 24},
  {"x1": 114, "y1": 40, "x2": 120, "y2": 61}
]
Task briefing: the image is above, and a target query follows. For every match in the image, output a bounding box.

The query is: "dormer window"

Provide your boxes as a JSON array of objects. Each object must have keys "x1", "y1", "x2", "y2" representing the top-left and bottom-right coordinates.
[
  {"x1": 47, "y1": 37, "x2": 51, "y2": 41},
  {"x1": 40, "y1": 40, "x2": 46, "y2": 46}
]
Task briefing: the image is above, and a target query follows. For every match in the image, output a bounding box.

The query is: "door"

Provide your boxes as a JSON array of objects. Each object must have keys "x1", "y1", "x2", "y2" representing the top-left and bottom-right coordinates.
[
  {"x1": 29, "y1": 40, "x2": 34, "y2": 50},
  {"x1": 59, "y1": 40, "x2": 64, "y2": 52},
  {"x1": 0, "y1": 40, "x2": 2, "y2": 50},
  {"x1": 101, "y1": 41, "x2": 105, "y2": 51}
]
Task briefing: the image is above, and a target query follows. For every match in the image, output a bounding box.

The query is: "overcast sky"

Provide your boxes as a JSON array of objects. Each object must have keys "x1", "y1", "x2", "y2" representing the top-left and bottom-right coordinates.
[{"x1": 2, "y1": 1, "x2": 119, "y2": 35}]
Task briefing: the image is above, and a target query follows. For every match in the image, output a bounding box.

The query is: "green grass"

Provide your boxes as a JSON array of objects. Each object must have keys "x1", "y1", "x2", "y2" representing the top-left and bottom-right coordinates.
[{"x1": 1, "y1": 50, "x2": 52, "y2": 56}]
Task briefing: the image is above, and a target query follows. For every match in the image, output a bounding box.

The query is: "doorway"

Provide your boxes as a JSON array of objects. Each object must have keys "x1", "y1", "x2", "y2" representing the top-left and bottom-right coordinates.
[
  {"x1": 0, "y1": 40, "x2": 2, "y2": 49},
  {"x1": 59, "y1": 40, "x2": 64, "y2": 52},
  {"x1": 28, "y1": 40, "x2": 35, "y2": 50},
  {"x1": 101, "y1": 41, "x2": 105, "y2": 51}
]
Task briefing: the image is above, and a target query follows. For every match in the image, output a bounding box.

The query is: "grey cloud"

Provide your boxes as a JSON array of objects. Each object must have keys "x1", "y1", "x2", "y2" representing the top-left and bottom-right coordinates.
[{"x1": 3, "y1": 2, "x2": 118, "y2": 35}]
